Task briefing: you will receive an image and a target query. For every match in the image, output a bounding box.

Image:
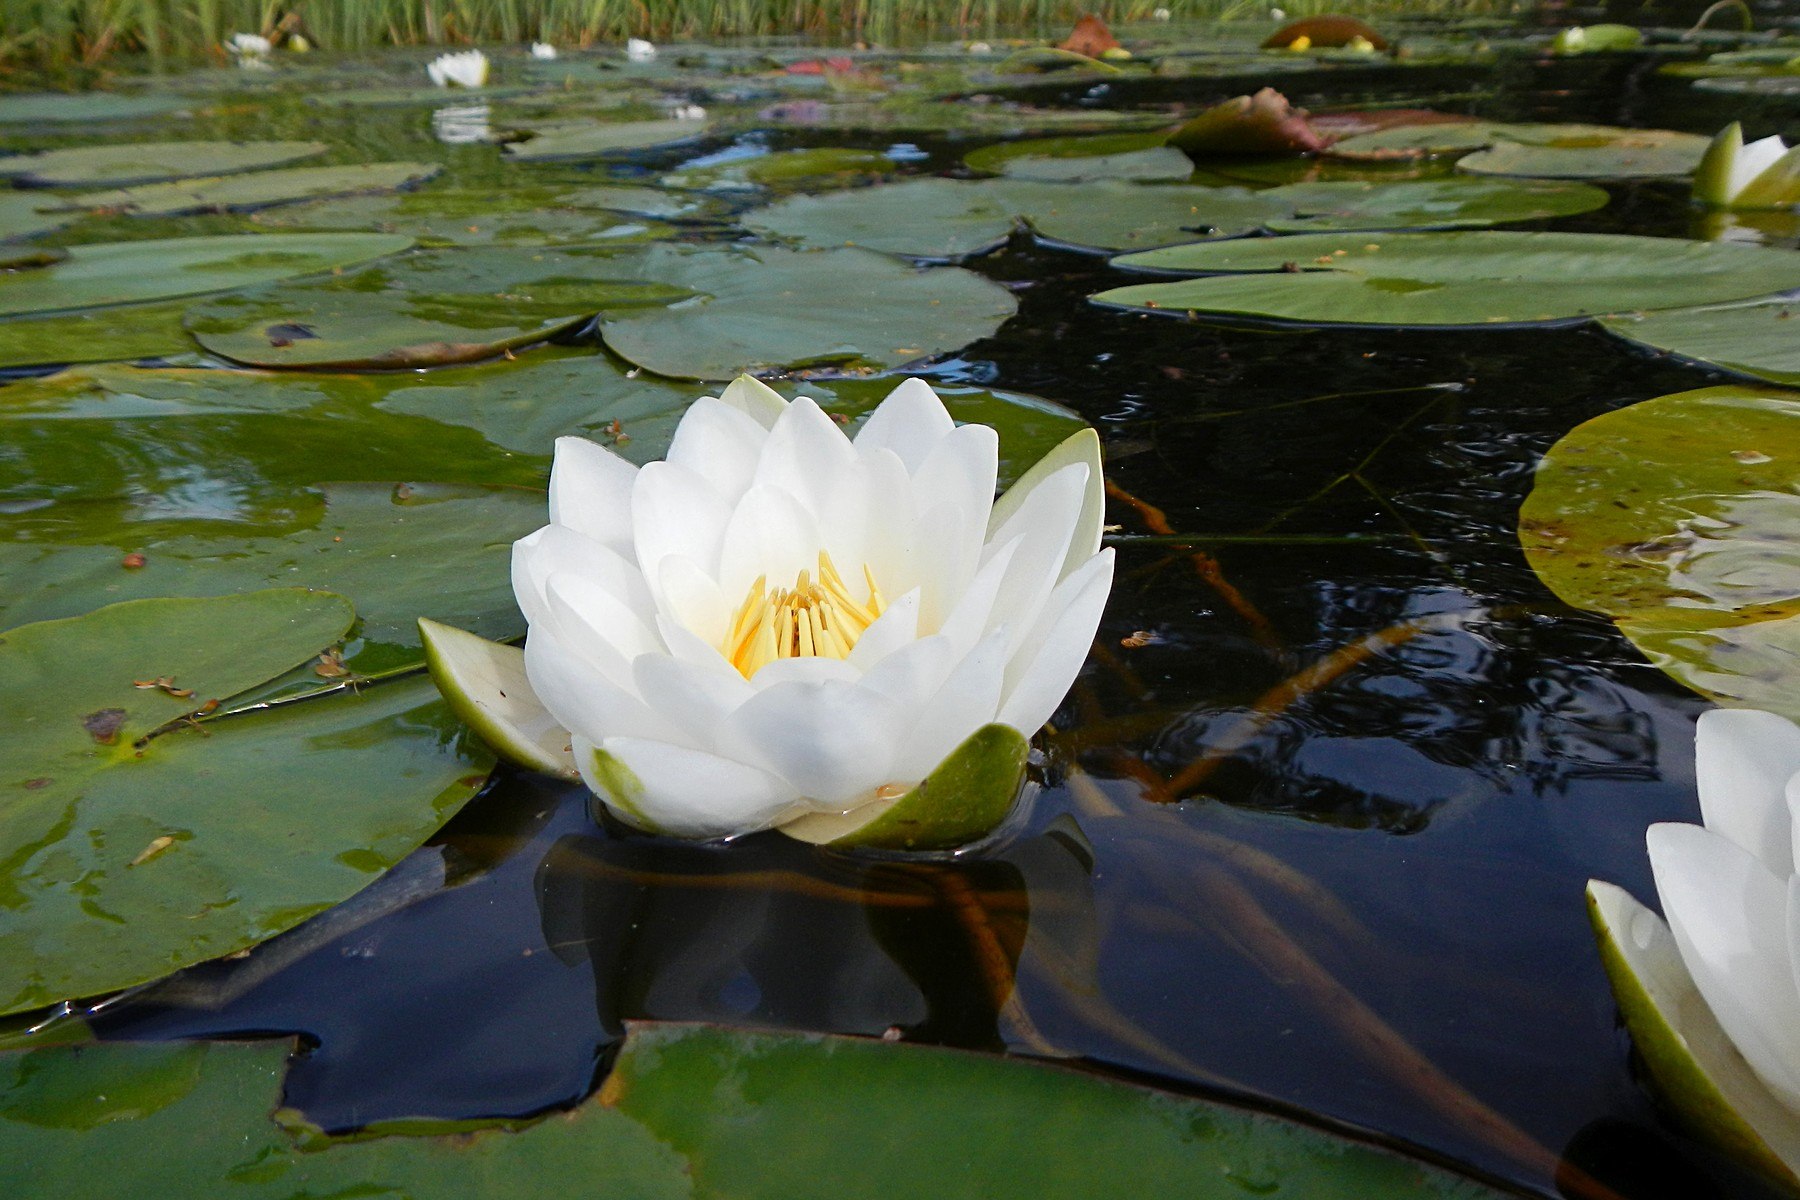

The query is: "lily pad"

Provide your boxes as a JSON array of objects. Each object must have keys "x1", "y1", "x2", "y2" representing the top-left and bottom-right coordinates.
[
  {"x1": 1265, "y1": 177, "x2": 1610, "y2": 231},
  {"x1": 1096, "y1": 232, "x2": 1800, "y2": 327},
  {"x1": 307, "y1": 84, "x2": 537, "y2": 107},
  {"x1": 0, "y1": 301, "x2": 194, "y2": 370},
  {"x1": 1601, "y1": 299, "x2": 1800, "y2": 386},
  {"x1": 598, "y1": 244, "x2": 1018, "y2": 379},
  {"x1": 0, "y1": 233, "x2": 414, "y2": 318},
  {"x1": 0, "y1": 591, "x2": 493, "y2": 1016},
  {"x1": 1457, "y1": 129, "x2": 1708, "y2": 179},
  {"x1": 0, "y1": 140, "x2": 328, "y2": 189},
  {"x1": 0, "y1": 92, "x2": 192, "y2": 124},
  {"x1": 252, "y1": 185, "x2": 677, "y2": 247},
  {"x1": 0, "y1": 1025, "x2": 1515, "y2": 1199},
  {"x1": 779, "y1": 724, "x2": 1028, "y2": 849},
  {"x1": 963, "y1": 132, "x2": 1190, "y2": 181},
  {"x1": 661, "y1": 147, "x2": 898, "y2": 194},
  {"x1": 59, "y1": 162, "x2": 442, "y2": 218},
  {"x1": 183, "y1": 246, "x2": 688, "y2": 370},
  {"x1": 0, "y1": 193, "x2": 73, "y2": 242},
  {"x1": 0, "y1": 476, "x2": 546, "y2": 682},
  {"x1": 1587, "y1": 881, "x2": 1800, "y2": 1192},
  {"x1": 1519, "y1": 385, "x2": 1800, "y2": 717},
  {"x1": 505, "y1": 118, "x2": 709, "y2": 161}
]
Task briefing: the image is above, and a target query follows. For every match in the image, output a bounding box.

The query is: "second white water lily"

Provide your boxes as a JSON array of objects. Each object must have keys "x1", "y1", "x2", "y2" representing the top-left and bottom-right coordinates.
[
  {"x1": 1694, "y1": 123, "x2": 1800, "y2": 210},
  {"x1": 498, "y1": 376, "x2": 1111, "y2": 840},
  {"x1": 427, "y1": 48, "x2": 490, "y2": 87}
]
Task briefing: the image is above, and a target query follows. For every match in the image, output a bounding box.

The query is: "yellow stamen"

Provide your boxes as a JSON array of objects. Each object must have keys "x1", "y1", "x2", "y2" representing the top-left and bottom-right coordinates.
[{"x1": 721, "y1": 551, "x2": 886, "y2": 678}]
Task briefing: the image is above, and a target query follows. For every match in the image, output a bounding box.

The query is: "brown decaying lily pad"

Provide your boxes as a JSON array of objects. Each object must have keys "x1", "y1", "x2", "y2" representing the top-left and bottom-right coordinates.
[
  {"x1": 1059, "y1": 15, "x2": 1121, "y2": 58},
  {"x1": 1167, "y1": 88, "x2": 1331, "y2": 158},
  {"x1": 1263, "y1": 15, "x2": 1390, "y2": 50}
]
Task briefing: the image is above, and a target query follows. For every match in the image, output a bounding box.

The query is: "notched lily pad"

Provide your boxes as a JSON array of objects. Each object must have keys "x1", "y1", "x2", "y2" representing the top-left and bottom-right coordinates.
[
  {"x1": 1520, "y1": 385, "x2": 1800, "y2": 717},
  {"x1": 598, "y1": 243, "x2": 1018, "y2": 379},
  {"x1": 183, "y1": 246, "x2": 690, "y2": 369},
  {"x1": 1096, "y1": 232, "x2": 1800, "y2": 327},
  {"x1": 0, "y1": 140, "x2": 328, "y2": 189},
  {"x1": 59, "y1": 162, "x2": 443, "y2": 218},
  {"x1": 1602, "y1": 299, "x2": 1800, "y2": 386},
  {"x1": 0, "y1": 233, "x2": 414, "y2": 319},
  {"x1": 0, "y1": 589, "x2": 497, "y2": 1016}
]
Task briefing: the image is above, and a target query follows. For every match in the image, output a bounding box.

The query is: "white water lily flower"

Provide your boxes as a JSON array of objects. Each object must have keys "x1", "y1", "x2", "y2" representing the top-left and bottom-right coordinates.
[
  {"x1": 530, "y1": 42, "x2": 558, "y2": 60},
  {"x1": 228, "y1": 32, "x2": 271, "y2": 59},
  {"x1": 626, "y1": 37, "x2": 657, "y2": 62},
  {"x1": 510, "y1": 376, "x2": 1112, "y2": 839},
  {"x1": 1694, "y1": 123, "x2": 1800, "y2": 211},
  {"x1": 427, "y1": 48, "x2": 490, "y2": 88},
  {"x1": 1648, "y1": 709, "x2": 1800, "y2": 1114},
  {"x1": 670, "y1": 103, "x2": 707, "y2": 121}
]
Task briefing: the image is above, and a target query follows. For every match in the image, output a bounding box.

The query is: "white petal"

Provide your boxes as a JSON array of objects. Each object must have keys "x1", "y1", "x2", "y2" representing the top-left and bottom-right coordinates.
[
  {"x1": 852, "y1": 377, "x2": 954, "y2": 472},
  {"x1": 892, "y1": 627, "x2": 1008, "y2": 782},
  {"x1": 935, "y1": 537, "x2": 1019, "y2": 658},
  {"x1": 747, "y1": 656, "x2": 862, "y2": 689},
  {"x1": 524, "y1": 633, "x2": 675, "y2": 747},
  {"x1": 544, "y1": 573, "x2": 663, "y2": 687},
  {"x1": 581, "y1": 734, "x2": 798, "y2": 837},
  {"x1": 846, "y1": 586, "x2": 921, "y2": 670},
  {"x1": 663, "y1": 396, "x2": 769, "y2": 503},
  {"x1": 631, "y1": 459, "x2": 732, "y2": 598},
  {"x1": 716, "y1": 484, "x2": 826, "y2": 600},
  {"x1": 633, "y1": 652, "x2": 754, "y2": 747},
  {"x1": 853, "y1": 447, "x2": 920, "y2": 601},
  {"x1": 718, "y1": 374, "x2": 789, "y2": 430},
  {"x1": 996, "y1": 548, "x2": 1113, "y2": 735},
  {"x1": 754, "y1": 396, "x2": 858, "y2": 505},
  {"x1": 1740, "y1": 134, "x2": 1790, "y2": 191},
  {"x1": 658, "y1": 554, "x2": 732, "y2": 646},
  {"x1": 1697, "y1": 707, "x2": 1800, "y2": 877},
  {"x1": 910, "y1": 423, "x2": 999, "y2": 619},
  {"x1": 982, "y1": 462, "x2": 1086, "y2": 657},
  {"x1": 512, "y1": 524, "x2": 654, "y2": 633},
  {"x1": 855, "y1": 633, "x2": 958, "y2": 710},
  {"x1": 720, "y1": 680, "x2": 904, "y2": 805},
  {"x1": 548, "y1": 435, "x2": 638, "y2": 555},
  {"x1": 989, "y1": 428, "x2": 1105, "y2": 582},
  {"x1": 910, "y1": 498, "x2": 974, "y2": 635},
  {"x1": 1649, "y1": 821, "x2": 1800, "y2": 1110}
]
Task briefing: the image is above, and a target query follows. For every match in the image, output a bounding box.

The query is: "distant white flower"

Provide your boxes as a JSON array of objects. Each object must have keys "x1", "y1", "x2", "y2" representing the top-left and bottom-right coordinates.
[
  {"x1": 530, "y1": 42, "x2": 558, "y2": 60},
  {"x1": 1270, "y1": 7, "x2": 1286, "y2": 19},
  {"x1": 508, "y1": 376, "x2": 1112, "y2": 839},
  {"x1": 1153, "y1": 7, "x2": 1172, "y2": 20},
  {"x1": 227, "y1": 32, "x2": 271, "y2": 58},
  {"x1": 433, "y1": 103, "x2": 492, "y2": 144},
  {"x1": 670, "y1": 103, "x2": 707, "y2": 121},
  {"x1": 427, "y1": 48, "x2": 490, "y2": 88},
  {"x1": 1694, "y1": 123, "x2": 1800, "y2": 211},
  {"x1": 967, "y1": 40, "x2": 993, "y2": 53},
  {"x1": 626, "y1": 37, "x2": 657, "y2": 62}
]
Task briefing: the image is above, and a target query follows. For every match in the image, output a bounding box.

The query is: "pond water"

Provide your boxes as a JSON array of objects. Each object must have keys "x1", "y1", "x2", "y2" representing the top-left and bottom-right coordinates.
[{"x1": 6, "y1": 20, "x2": 1800, "y2": 1199}]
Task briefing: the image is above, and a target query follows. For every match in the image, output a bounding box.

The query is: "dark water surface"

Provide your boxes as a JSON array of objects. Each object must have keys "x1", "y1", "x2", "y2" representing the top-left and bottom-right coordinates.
[{"x1": 58, "y1": 38, "x2": 1800, "y2": 1200}]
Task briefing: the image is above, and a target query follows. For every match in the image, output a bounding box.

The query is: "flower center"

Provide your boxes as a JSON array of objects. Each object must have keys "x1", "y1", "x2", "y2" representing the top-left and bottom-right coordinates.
[{"x1": 721, "y1": 551, "x2": 887, "y2": 679}]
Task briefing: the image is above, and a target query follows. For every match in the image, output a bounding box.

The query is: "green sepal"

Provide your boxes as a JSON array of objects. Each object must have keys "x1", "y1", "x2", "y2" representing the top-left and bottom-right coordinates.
[
  {"x1": 779, "y1": 723, "x2": 1028, "y2": 851},
  {"x1": 418, "y1": 619, "x2": 576, "y2": 779},
  {"x1": 1735, "y1": 143, "x2": 1800, "y2": 210},
  {"x1": 1587, "y1": 880, "x2": 1800, "y2": 1192}
]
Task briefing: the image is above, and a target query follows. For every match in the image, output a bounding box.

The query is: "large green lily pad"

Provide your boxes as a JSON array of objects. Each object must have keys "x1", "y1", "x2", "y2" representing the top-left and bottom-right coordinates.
[
  {"x1": 252, "y1": 185, "x2": 678, "y2": 247},
  {"x1": 1601, "y1": 299, "x2": 1800, "y2": 386},
  {"x1": 0, "y1": 140, "x2": 328, "y2": 189},
  {"x1": 183, "y1": 245, "x2": 688, "y2": 370},
  {"x1": 1265, "y1": 177, "x2": 1609, "y2": 231},
  {"x1": 0, "y1": 301, "x2": 194, "y2": 370},
  {"x1": 0, "y1": 591, "x2": 493, "y2": 1016},
  {"x1": 0, "y1": 193, "x2": 73, "y2": 242},
  {"x1": 306, "y1": 84, "x2": 537, "y2": 107},
  {"x1": 1519, "y1": 385, "x2": 1800, "y2": 718},
  {"x1": 60, "y1": 162, "x2": 442, "y2": 218},
  {"x1": 1096, "y1": 232, "x2": 1800, "y2": 327},
  {"x1": 505, "y1": 118, "x2": 709, "y2": 161},
  {"x1": 0, "y1": 479, "x2": 545, "y2": 681},
  {"x1": 598, "y1": 244, "x2": 1018, "y2": 379},
  {"x1": 963, "y1": 131, "x2": 1191, "y2": 181},
  {"x1": 0, "y1": 92, "x2": 192, "y2": 124},
  {"x1": 0, "y1": 233, "x2": 414, "y2": 318},
  {"x1": 661, "y1": 147, "x2": 898, "y2": 194},
  {"x1": 0, "y1": 1025, "x2": 1513, "y2": 1198},
  {"x1": 1015, "y1": 181, "x2": 1283, "y2": 252},
  {"x1": 1456, "y1": 129, "x2": 1708, "y2": 179}
]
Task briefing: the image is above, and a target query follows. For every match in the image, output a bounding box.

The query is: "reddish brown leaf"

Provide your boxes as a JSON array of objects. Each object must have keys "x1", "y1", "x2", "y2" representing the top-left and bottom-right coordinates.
[
  {"x1": 1167, "y1": 88, "x2": 1331, "y2": 159},
  {"x1": 1058, "y1": 14, "x2": 1121, "y2": 58},
  {"x1": 1262, "y1": 15, "x2": 1389, "y2": 49}
]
